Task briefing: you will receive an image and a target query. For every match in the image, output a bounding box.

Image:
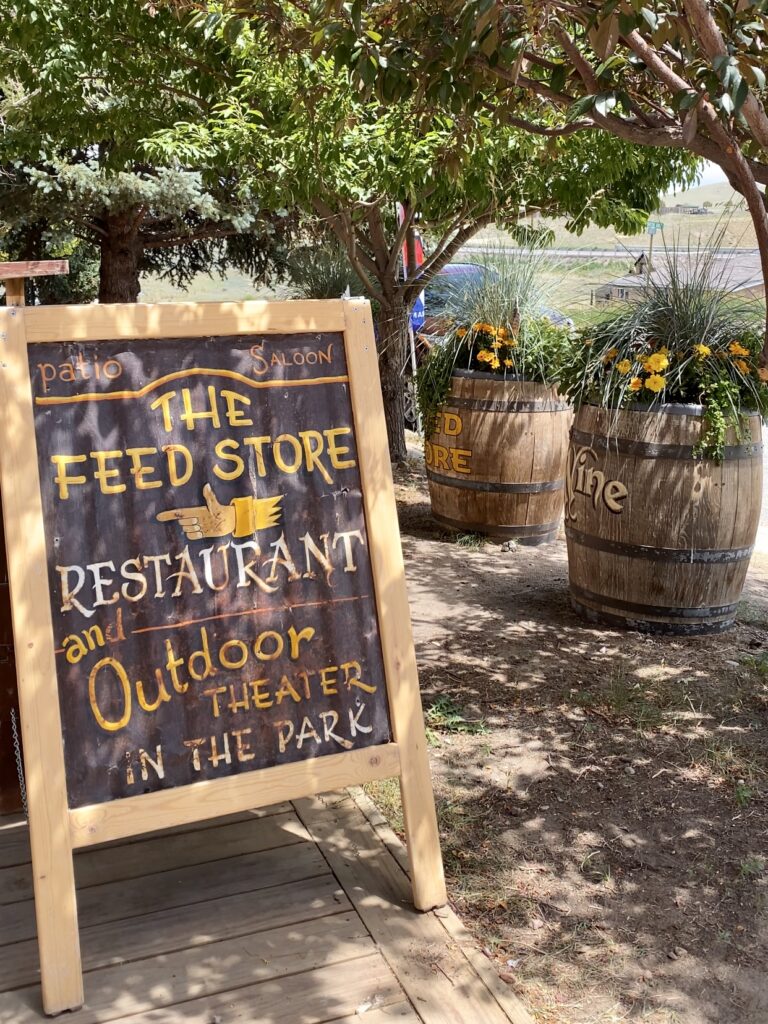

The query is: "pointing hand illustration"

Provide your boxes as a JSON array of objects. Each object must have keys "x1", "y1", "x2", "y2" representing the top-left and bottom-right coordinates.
[{"x1": 157, "y1": 483, "x2": 282, "y2": 540}]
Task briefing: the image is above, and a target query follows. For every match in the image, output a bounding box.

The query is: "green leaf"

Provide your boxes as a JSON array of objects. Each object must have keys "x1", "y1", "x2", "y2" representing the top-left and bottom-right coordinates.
[
  {"x1": 565, "y1": 94, "x2": 597, "y2": 121},
  {"x1": 640, "y1": 7, "x2": 658, "y2": 31},
  {"x1": 550, "y1": 64, "x2": 567, "y2": 93},
  {"x1": 594, "y1": 91, "x2": 618, "y2": 116},
  {"x1": 733, "y1": 76, "x2": 750, "y2": 113}
]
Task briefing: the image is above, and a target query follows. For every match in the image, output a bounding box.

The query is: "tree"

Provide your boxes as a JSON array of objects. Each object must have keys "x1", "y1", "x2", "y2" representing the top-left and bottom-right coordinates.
[
  {"x1": 0, "y1": 1, "x2": 291, "y2": 301},
  {"x1": 148, "y1": 32, "x2": 695, "y2": 459},
  {"x1": 270, "y1": 0, "x2": 768, "y2": 356}
]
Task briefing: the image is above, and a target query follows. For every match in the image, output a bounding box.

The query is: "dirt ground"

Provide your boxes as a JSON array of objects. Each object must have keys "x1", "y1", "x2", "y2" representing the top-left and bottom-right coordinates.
[{"x1": 367, "y1": 452, "x2": 768, "y2": 1024}]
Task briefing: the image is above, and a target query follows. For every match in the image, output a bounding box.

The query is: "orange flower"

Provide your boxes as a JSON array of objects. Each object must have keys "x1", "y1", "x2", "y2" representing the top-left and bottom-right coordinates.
[
  {"x1": 603, "y1": 347, "x2": 619, "y2": 362},
  {"x1": 476, "y1": 349, "x2": 494, "y2": 363},
  {"x1": 629, "y1": 377, "x2": 642, "y2": 391},
  {"x1": 734, "y1": 358, "x2": 751, "y2": 374},
  {"x1": 729, "y1": 341, "x2": 750, "y2": 357}
]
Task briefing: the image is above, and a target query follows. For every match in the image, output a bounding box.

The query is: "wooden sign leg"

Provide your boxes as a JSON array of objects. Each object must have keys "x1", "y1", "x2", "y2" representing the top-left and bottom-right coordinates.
[
  {"x1": 342, "y1": 300, "x2": 447, "y2": 911},
  {"x1": 0, "y1": 305, "x2": 84, "y2": 1013}
]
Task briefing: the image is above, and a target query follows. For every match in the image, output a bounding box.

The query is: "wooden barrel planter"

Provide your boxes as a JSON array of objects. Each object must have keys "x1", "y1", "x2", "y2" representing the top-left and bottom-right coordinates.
[
  {"x1": 565, "y1": 404, "x2": 763, "y2": 634},
  {"x1": 425, "y1": 370, "x2": 571, "y2": 544}
]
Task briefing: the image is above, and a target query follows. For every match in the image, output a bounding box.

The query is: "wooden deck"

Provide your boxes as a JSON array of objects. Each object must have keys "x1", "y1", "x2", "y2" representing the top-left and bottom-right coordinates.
[{"x1": 0, "y1": 790, "x2": 533, "y2": 1024}]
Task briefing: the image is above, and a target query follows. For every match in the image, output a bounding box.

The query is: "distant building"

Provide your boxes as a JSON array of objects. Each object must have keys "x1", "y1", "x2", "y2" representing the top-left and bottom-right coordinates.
[
  {"x1": 594, "y1": 251, "x2": 765, "y2": 304},
  {"x1": 659, "y1": 203, "x2": 714, "y2": 215}
]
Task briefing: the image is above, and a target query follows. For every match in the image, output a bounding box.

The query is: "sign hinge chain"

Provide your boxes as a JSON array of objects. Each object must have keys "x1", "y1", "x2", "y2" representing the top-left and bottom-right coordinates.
[{"x1": 10, "y1": 708, "x2": 28, "y2": 820}]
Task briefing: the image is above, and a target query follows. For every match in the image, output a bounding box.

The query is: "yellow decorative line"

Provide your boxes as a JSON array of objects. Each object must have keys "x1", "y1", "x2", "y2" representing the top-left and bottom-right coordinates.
[{"x1": 35, "y1": 368, "x2": 350, "y2": 405}]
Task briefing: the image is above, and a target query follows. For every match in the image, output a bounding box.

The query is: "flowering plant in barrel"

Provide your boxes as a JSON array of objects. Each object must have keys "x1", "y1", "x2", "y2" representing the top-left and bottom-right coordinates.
[
  {"x1": 559, "y1": 239, "x2": 767, "y2": 634},
  {"x1": 417, "y1": 246, "x2": 573, "y2": 545}
]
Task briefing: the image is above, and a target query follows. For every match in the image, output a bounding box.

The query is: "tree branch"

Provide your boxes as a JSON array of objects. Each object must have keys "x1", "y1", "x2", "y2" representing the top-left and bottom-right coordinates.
[
  {"x1": 311, "y1": 197, "x2": 385, "y2": 304},
  {"x1": 682, "y1": 0, "x2": 768, "y2": 151}
]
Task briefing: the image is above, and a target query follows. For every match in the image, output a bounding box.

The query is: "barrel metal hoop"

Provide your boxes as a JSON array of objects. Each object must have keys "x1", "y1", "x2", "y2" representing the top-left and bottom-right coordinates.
[
  {"x1": 570, "y1": 582, "x2": 738, "y2": 620},
  {"x1": 432, "y1": 512, "x2": 560, "y2": 540},
  {"x1": 452, "y1": 369, "x2": 531, "y2": 382},
  {"x1": 570, "y1": 598, "x2": 736, "y2": 636},
  {"x1": 427, "y1": 469, "x2": 564, "y2": 494},
  {"x1": 591, "y1": 401, "x2": 761, "y2": 419},
  {"x1": 570, "y1": 428, "x2": 763, "y2": 461},
  {"x1": 449, "y1": 397, "x2": 570, "y2": 413},
  {"x1": 565, "y1": 526, "x2": 754, "y2": 564}
]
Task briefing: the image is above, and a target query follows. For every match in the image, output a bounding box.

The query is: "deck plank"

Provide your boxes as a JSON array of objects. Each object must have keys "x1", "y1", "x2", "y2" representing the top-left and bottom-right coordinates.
[
  {"x1": 0, "y1": 794, "x2": 528, "y2": 1023},
  {"x1": 0, "y1": 841, "x2": 328, "y2": 945},
  {"x1": 0, "y1": 915, "x2": 388, "y2": 1023},
  {"x1": 0, "y1": 874, "x2": 350, "y2": 991},
  {"x1": 329, "y1": 1005, "x2": 420, "y2": 1023},
  {"x1": 295, "y1": 795, "x2": 516, "y2": 1024},
  {"x1": 0, "y1": 804, "x2": 294, "y2": 871},
  {"x1": 0, "y1": 812, "x2": 307, "y2": 905}
]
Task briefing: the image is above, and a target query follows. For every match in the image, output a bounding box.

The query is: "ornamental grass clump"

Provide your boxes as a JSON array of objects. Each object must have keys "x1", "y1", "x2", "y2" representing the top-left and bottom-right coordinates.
[
  {"x1": 559, "y1": 236, "x2": 768, "y2": 460},
  {"x1": 416, "y1": 244, "x2": 573, "y2": 432}
]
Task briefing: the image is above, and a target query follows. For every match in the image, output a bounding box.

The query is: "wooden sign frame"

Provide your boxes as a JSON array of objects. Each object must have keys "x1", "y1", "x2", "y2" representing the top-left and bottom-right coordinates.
[{"x1": 0, "y1": 297, "x2": 445, "y2": 1015}]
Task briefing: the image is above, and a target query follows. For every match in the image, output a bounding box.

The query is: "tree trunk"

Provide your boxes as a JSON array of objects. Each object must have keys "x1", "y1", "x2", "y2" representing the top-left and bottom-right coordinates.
[
  {"x1": 98, "y1": 213, "x2": 143, "y2": 303},
  {"x1": 376, "y1": 298, "x2": 410, "y2": 463}
]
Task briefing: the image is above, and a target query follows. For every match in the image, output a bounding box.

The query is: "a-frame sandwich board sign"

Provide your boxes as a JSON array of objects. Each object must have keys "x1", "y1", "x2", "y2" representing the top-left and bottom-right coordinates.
[{"x1": 0, "y1": 296, "x2": 445, "y2": 1014}]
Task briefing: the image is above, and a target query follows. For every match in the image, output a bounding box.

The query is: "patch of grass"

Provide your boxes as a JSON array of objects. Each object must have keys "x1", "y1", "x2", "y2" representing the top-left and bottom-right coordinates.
[
  {"x1": 740, "y1": 652, "x2": 768, "y2": 678},
  {"x1": 362, "y1": 777, "x2": 404, "y2": 833},
  {"x1": 455, "y1": 532, "x2": 485, "y2": 550},
  {"x1": 735, "y1": 782, "x2": 755, "y2": 807},
  {"x1": 739, "y1": 855, "x2": 766, "y2": 879},
  {"x1": 696, "y1": 738, "x2": 766, "y2": 784},
  {"x1": 425, "y1": 695, "x2": 487, "y2": 735}
]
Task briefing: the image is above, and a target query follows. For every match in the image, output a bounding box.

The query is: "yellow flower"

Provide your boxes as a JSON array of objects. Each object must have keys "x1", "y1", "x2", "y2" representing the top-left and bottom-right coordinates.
[
  {"x1": 507, "y1": 339, "x2": 518, "y2": 348},
  {"x1": 498, "y1": 327, "x2": 509, "y2": 340},
  {"x1": 489, "y1": 357, "x2": 501, "y2": 370},
  {"x1": 644, "y1": 373, "x2": 666, "y2": 393},
  {"x1": 735, "y1": 358, "x2": 751, "y2": 374},
  {"x1": 490, "y1": 340, "x2": 503, "y2": 349},
  {"x1": 694, "y1": 343, "x2": 711, "y2": 358},
  {"x1": 603, "y1": 347, "x2": 619, "y2": 361},
  {"x1": 658, "y1": 346, "x2": 670, "y2": 355},
  {"x1": 629, "y1": 376, "x2": 643, "y2": 391},
  {"x1": 503, "y1": 358, "x2": 514, "y2": 367},
  {"x1": 645, "y1": 352, "x2": 669, "y2": 373},
  {"x1": 476, "y1": 349, "x2": 494, "y2": 363},
  {"x1": 758, "y1": 367, "x2": 768, "y2": 382},
  {"x1": 729, "y1": 341, "x2": 750, "y2": 357},
  {"x1": 456, "y1": 327, "x2": 468, "y2": 338},
  {"x1": 616, "y1": 359, "x2": 632, "y2": 375}
]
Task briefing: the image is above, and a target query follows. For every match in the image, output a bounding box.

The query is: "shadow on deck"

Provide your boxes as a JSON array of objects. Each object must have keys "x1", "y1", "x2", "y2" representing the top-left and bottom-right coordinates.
[{"x1": 0, "y1": 791, "x2": 533, "y2": 1024}]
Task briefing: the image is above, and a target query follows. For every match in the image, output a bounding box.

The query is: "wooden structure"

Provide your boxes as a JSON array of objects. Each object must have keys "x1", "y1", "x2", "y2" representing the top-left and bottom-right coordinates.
[
  {"x1": 426, "y1": 371, "x2": 570, "y2": 544},
  {"x1": 0, "y1": 792, "x2": 534, "y2": 1024},
  {"x1": 0, "y1": 260, "x2": 69, "y2": 815},
  {"x1": 566, "y1": 404, "x2": 763, "y2": 634},
  {"x1": 0, "y1": 298, "x2": 444, "y2": 1014}
]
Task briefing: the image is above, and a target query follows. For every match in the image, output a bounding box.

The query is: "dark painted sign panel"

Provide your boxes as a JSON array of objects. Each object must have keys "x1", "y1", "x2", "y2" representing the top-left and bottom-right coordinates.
[{"x1": 28, "y1": 333, "x2": 391, "y2": 808}]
